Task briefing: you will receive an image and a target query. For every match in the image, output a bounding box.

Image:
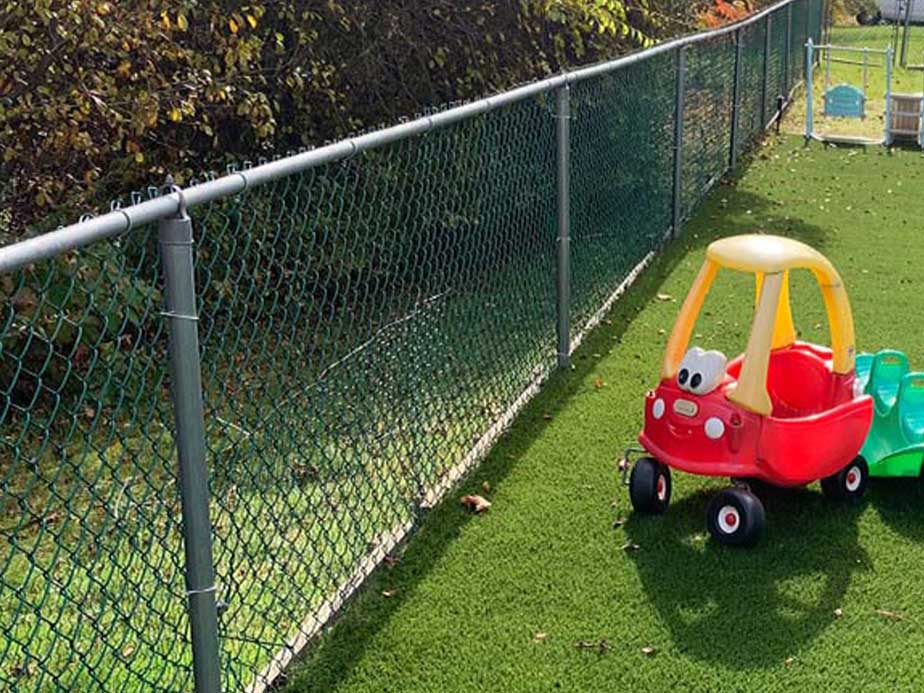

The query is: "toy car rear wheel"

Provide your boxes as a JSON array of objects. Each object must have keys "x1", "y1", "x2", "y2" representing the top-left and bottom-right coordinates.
[
  {"x1": 629, "y1": 457, "x2": 671, "y2": 514},
  {"x1": 821, "y1": 456, "x2": 869, "y2": 502},
  {"x1": 706, "y1": 488, "x2": 765, "y2": 548}
]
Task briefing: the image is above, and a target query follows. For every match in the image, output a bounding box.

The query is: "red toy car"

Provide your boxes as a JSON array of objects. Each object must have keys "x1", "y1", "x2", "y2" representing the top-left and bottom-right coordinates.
[{"x1": 627, "y1": 235, "x2": 873, "y2": 546}]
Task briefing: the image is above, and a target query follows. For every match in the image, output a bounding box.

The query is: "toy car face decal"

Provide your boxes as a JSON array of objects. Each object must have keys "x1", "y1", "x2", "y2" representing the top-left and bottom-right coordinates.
[{"x1": 677, "y1": 347, "x2": 727, "y2": 396}]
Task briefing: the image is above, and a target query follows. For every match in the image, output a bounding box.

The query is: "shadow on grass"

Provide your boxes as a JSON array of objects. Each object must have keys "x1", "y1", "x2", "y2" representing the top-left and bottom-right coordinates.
[
  {"x1": 869, "y1": 476, "x2": 924, "y2": 542},
  {"x1": 624, "y1": 484, "x2": 869, "y2": 670}
]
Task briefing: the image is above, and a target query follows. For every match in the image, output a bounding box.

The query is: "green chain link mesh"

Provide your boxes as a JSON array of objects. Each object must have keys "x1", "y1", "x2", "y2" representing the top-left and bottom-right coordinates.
[
  {"x1": 569, "y1": 51, "x2": 677, "y2": 337},
  {"x1": 0, "y1": 2, "x2": 824, "y2": 690}
]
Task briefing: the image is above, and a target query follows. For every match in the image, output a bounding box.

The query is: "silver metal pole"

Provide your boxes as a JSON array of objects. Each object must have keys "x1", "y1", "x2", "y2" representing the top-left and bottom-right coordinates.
[
  {"x1": 806, "y1": 39, "x2": 814, "y2": 140},
  {"x1": 920, "y1": 57, "x2": 924, "y2": 149},
  {"x1": 902, "y1": 0, "x2": 914, "y2": 68},
  {"x1": 555, "y1": 85, "x2": 571, "y2": 370},
  {"x1": 885, "y1": 46, "x2": 894, "y2": 145},
  {"x1": 672, "y1": 46, "x2": 688, "y2": 238},
  {"x1": 159, "y1": 204, "x2": 222, "y2": 693},
  {"x1": 730, "y1": 28, "x2": 744, "y2": 170}
]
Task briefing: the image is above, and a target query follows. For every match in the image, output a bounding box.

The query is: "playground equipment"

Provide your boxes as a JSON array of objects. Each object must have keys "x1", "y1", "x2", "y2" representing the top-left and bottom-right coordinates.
[
  {"x1": 890, "y1": 91, "x2": 924, "y2": 144},
  {"x1": 855, "y1": 350, "x2": 924, "y2": 477},
  {"x1": 805, "y1": 39, "x2": 894, "y2": 145},
  {"x1": 626, "y1": 235, "x2": 873, "y2": 548}
]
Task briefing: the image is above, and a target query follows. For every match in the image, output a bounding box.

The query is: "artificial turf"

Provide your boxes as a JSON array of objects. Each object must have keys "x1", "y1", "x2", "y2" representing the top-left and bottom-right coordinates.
[{"x1": 284, "y1": 135, "x2": 924, "y2": 692}]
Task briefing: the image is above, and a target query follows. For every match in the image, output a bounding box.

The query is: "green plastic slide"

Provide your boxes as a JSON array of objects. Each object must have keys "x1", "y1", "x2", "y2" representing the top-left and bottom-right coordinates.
[{"x1": 857, "y1": 350, "x2": 924, "y2": 477}]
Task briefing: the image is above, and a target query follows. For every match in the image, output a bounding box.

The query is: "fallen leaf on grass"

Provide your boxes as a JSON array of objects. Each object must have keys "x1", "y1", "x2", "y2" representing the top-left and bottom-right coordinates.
[
  {"x1": 460, "y1": 494, "x2": 492, "y2": 513},
  {"x1": 482, "y1": 481, "x2": 491, "y2": 493},
  {"x1": 543, "y1": 413, "x2": 553, "y2": 421},
  {"x1": 784, "y1": 656, "x2": 796, "y2": 667},
  {"x1": 656, "y1": 293, "x2": 673, "y2": 302},
  {"x1": 641, "y1": 646, "x2": 657, "y2": 656},
  {"x1": 876, "y1": 609, "x2": 904, "y2": 622},
  {"x1": 593, "y1": 377, "x2": 605, "y2": 390},
  {"x1": 833, "y1": 608, "x2": 843, "y2": 618},
  {"x1": 575, "y1": 639, "x2": 610, "y2": 653},
  {"x1": 612, "y1": 517, "x2": 625, "y2": 529},
  {"x1": 617, "y1": 458, "x2": 629, "y2": 472},
  {"x1": 381, "y1": 589, "x2": 397, "y2": 598},
  {"x1": 532, "y1": 632, "x2": 548, "y2": 643},
  {"x1": 622, "y1": 542, "x2": 640, "y2": 552}
]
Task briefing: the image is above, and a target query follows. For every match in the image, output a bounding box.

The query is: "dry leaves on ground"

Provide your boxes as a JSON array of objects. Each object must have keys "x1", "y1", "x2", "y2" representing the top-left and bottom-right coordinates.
[{"x1": 460, "y1": 494, "x2": 492, "y2": 513}]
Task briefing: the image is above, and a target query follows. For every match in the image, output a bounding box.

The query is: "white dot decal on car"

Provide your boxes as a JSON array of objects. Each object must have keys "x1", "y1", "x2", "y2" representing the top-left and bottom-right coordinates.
[{"x1": 704, "y1": 417, "x2": 725, "y2": 440}]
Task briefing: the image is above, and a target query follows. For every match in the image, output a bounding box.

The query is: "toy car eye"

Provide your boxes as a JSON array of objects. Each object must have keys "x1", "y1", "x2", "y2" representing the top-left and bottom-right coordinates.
[{"x1": 678, "y1": 346, "x2": 728, "y2": 396}]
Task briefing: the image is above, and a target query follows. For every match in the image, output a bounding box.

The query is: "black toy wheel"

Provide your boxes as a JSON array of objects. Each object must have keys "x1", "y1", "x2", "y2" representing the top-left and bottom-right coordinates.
[
  {"x1": 821, "y1": 456, "x2": 869, "y2": 502},
  {"x1": 706, "y1": 487, "x2": 766, "y2": 548},
  {"x1": 629, "y1": 457, "x2": 671, "y2": 514}
]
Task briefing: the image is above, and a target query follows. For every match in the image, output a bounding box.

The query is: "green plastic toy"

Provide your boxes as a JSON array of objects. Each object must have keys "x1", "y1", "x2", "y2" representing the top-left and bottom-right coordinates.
[{"x1": 856, "y1": 350, "x2": 924, "y2": 477}]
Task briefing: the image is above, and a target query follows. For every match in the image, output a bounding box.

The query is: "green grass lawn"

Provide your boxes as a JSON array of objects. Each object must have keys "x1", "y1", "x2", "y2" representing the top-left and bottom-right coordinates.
[{"x1": 284, "y1": 134, "x2": 924, "y2": 692}]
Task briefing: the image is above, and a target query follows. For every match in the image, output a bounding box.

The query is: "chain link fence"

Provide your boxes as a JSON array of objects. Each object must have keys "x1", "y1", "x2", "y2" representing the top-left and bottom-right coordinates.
[{"x1": 0, "y1": 1, "x2": 824, "y2": 690}]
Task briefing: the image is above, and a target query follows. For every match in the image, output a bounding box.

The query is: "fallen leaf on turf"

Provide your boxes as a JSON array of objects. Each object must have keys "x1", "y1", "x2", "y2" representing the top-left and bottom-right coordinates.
[
  {"x1": 543, "y1": 413, "x2": 553, "y2": 421},
  {"x1": 656, "y1": 293, "x2": 673, "y2": 301},
  {"x1": 876, "y1": 609, "x2": 904, "y2": 622},
  {"x1": 612, "y1": 517, "x2": 625, "y2": 529},
  {"x1": 784, "y1": 656, "x2": 795, "y2": 667},
  {"x1": 641, "y1": 646, "x2": 657, "y2": 656},
  {"x1": 575, "y1": 639, "x2": 610, "y2": 653},
  {"x1": 833, "y1": 608, "x2": 843, "y2": 618},
  {"x1": 482, "y1": 481, "x2": 491, "y2": 493},
  {"x1": 617, "y1": 458, "x2": 629, "y2": 471},
  {"x1": 622, "y1": 542, "x2": 640, "y2": 552},
  {"x1": 382, "y1": 589, "x2": 397, "y2": 598},
  {"x1": 593, "y1": 377, "x2": 605, "y2": 389},
  {"x1": 460, "y1": 494, "x2": 492, "y2": 513},
  {"x1": 533, "y1": 632, "x2": 547, "y2": 642}
]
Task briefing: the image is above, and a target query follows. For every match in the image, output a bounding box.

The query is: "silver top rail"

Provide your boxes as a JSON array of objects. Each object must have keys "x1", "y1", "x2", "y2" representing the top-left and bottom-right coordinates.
[
  {"x1": 0, "y1": 0, "x2": 799, "y2": 275},
  {"x1": 812, "y1": 43, "x2": 892, "y2": 54}
]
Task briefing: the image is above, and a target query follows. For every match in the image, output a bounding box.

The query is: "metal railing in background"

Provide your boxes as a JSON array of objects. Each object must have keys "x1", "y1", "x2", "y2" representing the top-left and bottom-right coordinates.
[{"x1": 0, "y1": 1, "x2": 824, "y2": 690}]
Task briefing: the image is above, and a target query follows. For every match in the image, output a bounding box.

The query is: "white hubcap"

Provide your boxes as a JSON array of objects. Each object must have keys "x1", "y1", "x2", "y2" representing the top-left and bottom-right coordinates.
[
  {"x1": 717, "y1": 505, "x2": 741, "y2": 534},
  {"x1": 656, "y1": 475, "x2": 667, "y2": 502},
  {"x1": 845, "y1": 465, "x2": 862, "y2": 492}
]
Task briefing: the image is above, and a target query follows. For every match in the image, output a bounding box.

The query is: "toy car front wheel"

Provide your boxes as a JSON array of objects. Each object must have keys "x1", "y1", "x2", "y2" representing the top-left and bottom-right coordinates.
[
  {"x1": 821, "y1": 456, "x2": 869, "y2": 502},
  {"x1": 629, "y1": 457, "x2": 671, "y2": 514},
  {"x1": 706, "y1": 488, "x2": 765, "y2": 548}
]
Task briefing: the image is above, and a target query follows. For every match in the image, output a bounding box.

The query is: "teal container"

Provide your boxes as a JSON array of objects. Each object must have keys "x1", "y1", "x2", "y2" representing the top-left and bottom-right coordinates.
[{"x1": 856, "y1": 350, "x2": 924, "y2": 477}]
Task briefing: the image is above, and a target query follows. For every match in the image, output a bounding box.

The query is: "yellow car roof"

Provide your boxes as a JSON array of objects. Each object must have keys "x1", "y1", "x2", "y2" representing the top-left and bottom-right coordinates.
[{"x1": 706, "y1": 234, "x2": 832, "y2": 275}]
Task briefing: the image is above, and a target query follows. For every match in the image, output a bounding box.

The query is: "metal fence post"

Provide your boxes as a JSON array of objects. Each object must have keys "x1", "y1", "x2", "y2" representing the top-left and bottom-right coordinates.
[
  {"x1": 762, "y1": 14, "x2": 772, "y2": 127},
  {"x1": 805, "y1": 38, "x2": 814, "y2": 140},
  {"x1": 885, "y1": 46, "x2": 894, "y2": 146},
  {"x1": 730, "y1": 28, "x2": 744, "y2": 171},
  {"x1": 805, "y1": 0, "x2": 813, "y2": 63},
  {"x1": 672, "y1": 46, "x2": 687, "y2": 238},
  {"x1": 159, "y1": 194, "x2": 223, "y2": 693},
  {"x1": 555, "y1": 84, "x2": 571, "y2": 370}
]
